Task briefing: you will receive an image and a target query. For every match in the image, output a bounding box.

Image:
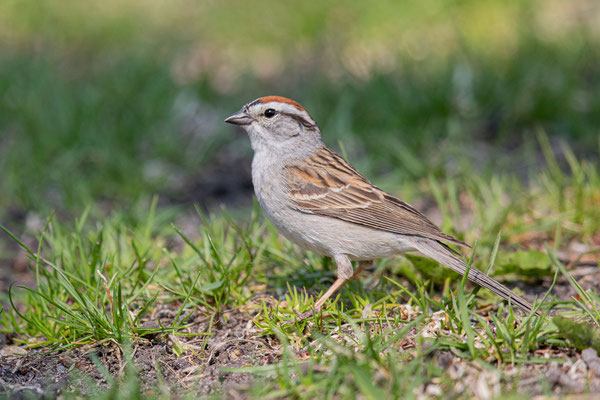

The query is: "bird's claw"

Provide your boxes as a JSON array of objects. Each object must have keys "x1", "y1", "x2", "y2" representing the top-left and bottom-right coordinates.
[{"x1": 281, "y1": 309, "x2": 317, "y2": 326}]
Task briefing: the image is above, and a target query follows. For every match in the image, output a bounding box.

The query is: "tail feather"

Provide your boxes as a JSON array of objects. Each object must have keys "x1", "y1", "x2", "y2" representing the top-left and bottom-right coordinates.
[{"x1": 413, "y1": 239, "x2": 536, "y2": 315}]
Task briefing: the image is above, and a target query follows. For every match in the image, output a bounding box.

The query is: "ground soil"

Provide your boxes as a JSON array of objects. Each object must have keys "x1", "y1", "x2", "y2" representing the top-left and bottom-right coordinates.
[
  {"x1": 1, "y1": 181, "x2": 600, "y2": 397},
  {"x1": 1, "y1": 264, "x2": 600, "y2": 398},
  {"x1": 0, "y1": 306, "x2": 280, "y2": 398}
]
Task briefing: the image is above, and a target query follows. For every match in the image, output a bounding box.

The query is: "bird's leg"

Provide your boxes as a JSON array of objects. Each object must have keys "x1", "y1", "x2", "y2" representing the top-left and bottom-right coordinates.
[
  {"x1": 352, "y1": 260, "x2": 373, "y2": 279},
  {"x1": 314, "y1": 254, "x2": 353, "y2": 309},
  {"x1": 313, "y1": 278, "x2": 347, "y2": 309},
  {"x1": 287, "y1": 255, "x2": 353, "y2": 323}
]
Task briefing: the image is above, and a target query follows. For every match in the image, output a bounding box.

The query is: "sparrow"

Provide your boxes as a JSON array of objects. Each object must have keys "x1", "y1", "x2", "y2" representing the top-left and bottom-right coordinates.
[{"x1": 225, "y1": 96, "x2": 535, "y2": 319}]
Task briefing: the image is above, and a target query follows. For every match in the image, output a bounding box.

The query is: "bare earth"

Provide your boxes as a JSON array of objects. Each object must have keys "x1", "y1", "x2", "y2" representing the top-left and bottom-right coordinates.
[{"x1": 1, "y1": 264, "x2": 600, "y2": 398}]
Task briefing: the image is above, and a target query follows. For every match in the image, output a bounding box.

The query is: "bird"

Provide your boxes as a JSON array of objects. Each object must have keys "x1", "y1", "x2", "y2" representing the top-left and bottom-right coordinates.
[{"x1": 225, "y1": 95, "x2": 535, "y2": 320}]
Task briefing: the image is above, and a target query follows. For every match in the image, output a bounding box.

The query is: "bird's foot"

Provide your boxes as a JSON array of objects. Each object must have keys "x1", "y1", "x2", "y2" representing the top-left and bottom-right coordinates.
[{"x1": 281, "y1": 308, "x2": 319, "y2": 326}]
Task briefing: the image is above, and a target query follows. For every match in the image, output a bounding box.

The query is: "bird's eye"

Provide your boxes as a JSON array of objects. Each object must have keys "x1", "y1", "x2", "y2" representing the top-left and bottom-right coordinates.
[{"x1": 264, "y1": 109, "x2": 277, "y2": 118}]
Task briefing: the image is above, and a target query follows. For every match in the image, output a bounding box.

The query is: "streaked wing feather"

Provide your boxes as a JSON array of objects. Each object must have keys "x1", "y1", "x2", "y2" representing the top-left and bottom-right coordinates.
[{"x1": 285, "y1": 147, "x2": 468, "y2": 248}]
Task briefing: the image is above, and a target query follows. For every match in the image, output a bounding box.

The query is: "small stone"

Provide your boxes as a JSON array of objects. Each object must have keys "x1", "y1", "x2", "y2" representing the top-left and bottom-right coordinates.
[
  {"x1": 582, "y1": 348, "x2": 600, "y2": 375},
  {"x1": 437, "y1": 351, "x2": 454, "y2": 369},
  {"x1": 581, "y1": 348, "x2": 598, "y2": 363},
  {"x1": 425, "y1": 384, "x2": 442, "y2": 396},
  {"x1": 0, "y1": 346, "x2": 27, "y2": 357}
]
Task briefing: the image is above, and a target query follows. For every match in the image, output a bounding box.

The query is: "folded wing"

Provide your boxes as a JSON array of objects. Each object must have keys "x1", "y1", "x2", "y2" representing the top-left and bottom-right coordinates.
[{"x1": 285, "y1": 147, "x2": 467, "y2": 247}]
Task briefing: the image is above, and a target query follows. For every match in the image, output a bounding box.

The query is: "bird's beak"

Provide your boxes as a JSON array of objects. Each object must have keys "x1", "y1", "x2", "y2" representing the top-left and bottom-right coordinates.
[{"x1": 224, "y1": 109, "x2": 253, "y2": 126}]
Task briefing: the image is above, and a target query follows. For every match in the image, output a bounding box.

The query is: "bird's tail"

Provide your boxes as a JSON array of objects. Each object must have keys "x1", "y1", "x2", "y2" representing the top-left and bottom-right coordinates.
[{"x1": 413, "y1": 238, "x2": 536, "y2": 315}]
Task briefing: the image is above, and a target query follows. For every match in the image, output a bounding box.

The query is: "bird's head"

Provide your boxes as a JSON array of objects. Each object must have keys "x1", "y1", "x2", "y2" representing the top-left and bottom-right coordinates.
[{"x1": 225, "y1": 96, "x2": 323, "y2": 159}]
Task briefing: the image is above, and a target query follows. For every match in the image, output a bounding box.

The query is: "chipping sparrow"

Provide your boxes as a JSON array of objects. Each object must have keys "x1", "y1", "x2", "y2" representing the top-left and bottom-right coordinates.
[{"x1": 225, "y1": 96, "x2": 535, "y2": 319}]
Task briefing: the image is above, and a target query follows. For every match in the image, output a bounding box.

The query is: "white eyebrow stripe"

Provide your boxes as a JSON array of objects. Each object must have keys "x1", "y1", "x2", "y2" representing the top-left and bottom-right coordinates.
[{"x1": 259, "y1": 102, "x2": 316, "y2": 126}]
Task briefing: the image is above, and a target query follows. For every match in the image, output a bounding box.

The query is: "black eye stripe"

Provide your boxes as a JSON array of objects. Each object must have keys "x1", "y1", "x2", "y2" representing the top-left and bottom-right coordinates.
[
  {"x1": 258, "y1": 108, "x2": 317, "y2": 130},
  {"x1": 287, "y1": 113, "x2": 316, "y2": 130}
]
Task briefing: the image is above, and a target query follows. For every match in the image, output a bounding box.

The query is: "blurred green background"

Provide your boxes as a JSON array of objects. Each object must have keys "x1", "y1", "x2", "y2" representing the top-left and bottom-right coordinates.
[{"x1": 0, "y1": 0, "x2": 599, "y2": 218}]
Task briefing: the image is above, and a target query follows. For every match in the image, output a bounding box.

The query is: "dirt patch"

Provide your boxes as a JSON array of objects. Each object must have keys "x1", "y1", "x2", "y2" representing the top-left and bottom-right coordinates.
[
  {"x1": 0, "y1": 263, "x2": 599, "y2": 397},
  {"x1": 0, "y1": 307, "x2": 280, "y2": 398}
]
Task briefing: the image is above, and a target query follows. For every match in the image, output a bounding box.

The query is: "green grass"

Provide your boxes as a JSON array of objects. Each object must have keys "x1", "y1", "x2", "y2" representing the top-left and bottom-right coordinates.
[
  {"x1": 1, "y1": 144, "x2": 599, "y2": 396},
  {"x1": 0, "y1": 198, "x2": 265, "y2": 349},
  {"x1": 1, "y1": 0, "x2": 600, "y2": 397}
]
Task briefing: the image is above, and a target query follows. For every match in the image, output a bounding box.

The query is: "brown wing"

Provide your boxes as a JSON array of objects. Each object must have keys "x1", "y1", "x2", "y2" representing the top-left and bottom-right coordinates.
[{"x1": 285, "y1": 147, "x2": 468, "y2": 247}]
